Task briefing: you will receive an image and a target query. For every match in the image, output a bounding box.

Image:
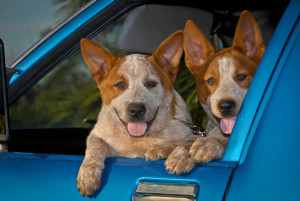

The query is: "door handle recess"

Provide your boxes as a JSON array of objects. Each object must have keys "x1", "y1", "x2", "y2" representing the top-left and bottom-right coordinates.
[{"x1": 132, "y1": 182, "x2": 198, "y2": 201}]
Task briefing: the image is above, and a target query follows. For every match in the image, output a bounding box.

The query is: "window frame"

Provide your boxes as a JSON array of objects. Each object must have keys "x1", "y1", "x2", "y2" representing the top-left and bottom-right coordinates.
[
  {"x1": 8, "y1": 0, "x2": 144, "y2": 105},
  {"x1": 6, "y1": 0, "x2": 291, "y2": 159}
]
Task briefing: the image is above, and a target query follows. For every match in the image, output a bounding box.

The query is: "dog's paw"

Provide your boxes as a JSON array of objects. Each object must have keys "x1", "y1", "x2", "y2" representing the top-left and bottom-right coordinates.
[
  {"x1": 165, "y1": 146, "x2": 195, "y2": 175},
  {"x1": 189, "y1": 137, "x2": 226, "y2": 163},
  {"x1": 144, "y1": 144, "x2": 174, "y2": 161},
  {"x1": 77, "y1": 163, "x2": 103, "y2": 197}
]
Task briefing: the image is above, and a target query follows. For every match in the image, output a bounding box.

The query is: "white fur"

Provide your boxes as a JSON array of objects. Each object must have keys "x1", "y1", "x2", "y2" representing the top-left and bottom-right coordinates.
[
  {"x1": 94, "y1": 54, "x2": 192, "y2": 155},
  {"x1": 210, "y1": 56, "x2": 247, "y2": 118},
  {"x1": 109, "y1": 54, "x2": 164, "y2": 123}
]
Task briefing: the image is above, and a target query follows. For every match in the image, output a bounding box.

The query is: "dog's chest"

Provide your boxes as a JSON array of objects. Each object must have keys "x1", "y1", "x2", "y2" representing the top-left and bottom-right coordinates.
[{"x1": 106, "y1": 133, "x2": 163, "y2": 157}]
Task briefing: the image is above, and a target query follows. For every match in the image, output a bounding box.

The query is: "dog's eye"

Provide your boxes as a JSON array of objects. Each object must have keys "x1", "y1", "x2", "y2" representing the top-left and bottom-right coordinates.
[
  {"x1": 146, "y1": 81, "x2": 157, "y2": 88},
  {"x1": 207, "y1": 77, "x2": 215, "y2": 85},
  {"x1": 237, "y1": 74, "x2": 248, "y2": 81},
  {"x1": 115, "y1": 81, "x2": 125, "y2": 90}
]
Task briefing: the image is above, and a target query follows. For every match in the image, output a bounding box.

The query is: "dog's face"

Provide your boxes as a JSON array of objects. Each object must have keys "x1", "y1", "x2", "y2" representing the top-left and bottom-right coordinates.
[
  {"x1": 202, "y1": 52, "x2": 257, "y2": 119},
  {"x1": 99, "y1": 54, "x2": 165, "y2": 137},
  {"x1": 184, "y1": 11, "x2": 265, "y2": 134},
  {"x1": 81, "y1": 31, "x2": 183, "y2": 138}
]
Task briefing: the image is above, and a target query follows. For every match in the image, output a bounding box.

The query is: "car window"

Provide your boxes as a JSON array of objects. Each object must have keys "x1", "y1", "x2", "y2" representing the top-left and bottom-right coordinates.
[
  {"x1": 9, "y1": 5, "x2": 211, "y2": 129},
  {"x1": 0, "y1": 0, "x2": 69, "y2": 66},
  {"x1": 9, "y1": 16, "x2": 127, "y2": 129},
  {"x1": 8, "y1": 4, "x2": 284, "y2": 131}
]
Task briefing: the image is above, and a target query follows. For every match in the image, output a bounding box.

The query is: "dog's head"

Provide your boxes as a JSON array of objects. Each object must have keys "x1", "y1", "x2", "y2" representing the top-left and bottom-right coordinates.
[
  {"x1": 81, "y1": 31, "x2": 183, "y2": 138},
  {"x1": 184, "y1": 11, "x2": 265, "y2": 134}
]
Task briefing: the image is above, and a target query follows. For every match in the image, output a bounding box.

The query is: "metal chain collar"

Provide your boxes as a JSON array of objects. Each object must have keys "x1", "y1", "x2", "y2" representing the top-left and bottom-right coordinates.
[{"x1": 174, "y1": 118, "x2": 212, "y2": 137}]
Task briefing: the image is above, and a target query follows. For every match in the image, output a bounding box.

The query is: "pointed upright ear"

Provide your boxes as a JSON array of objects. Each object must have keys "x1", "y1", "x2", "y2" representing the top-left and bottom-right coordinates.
[
  {"x1": 184, "y1": 20, "x2": 215, "y2": 74},
  {"x1": 151, "y1": 31, "x2": 184, "y2": 82},
  {"x1": 81, "y1": 39, "x2": 117, "y2": 83},
  {"x1": 232, "y1": 11, "x2": 266, "y2": 61}
]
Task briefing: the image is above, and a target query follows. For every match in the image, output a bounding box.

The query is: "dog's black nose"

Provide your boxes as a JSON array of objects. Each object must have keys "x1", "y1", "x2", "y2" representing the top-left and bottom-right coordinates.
[
  {"x1": 218, "y1": 100, "x2": 236, "y2": 115},
  {"x1": 128, "y1": 103, "x2": 146, "y2": 119}
]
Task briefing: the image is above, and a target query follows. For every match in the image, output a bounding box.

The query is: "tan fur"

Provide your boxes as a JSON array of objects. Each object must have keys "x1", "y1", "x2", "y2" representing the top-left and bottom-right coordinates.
[
  {"x1": 77, "y1": 31, "x2": 196, "y2": 196},
  {"x1": 165, "y1": 11, "x2": 265, "y2": 174}
]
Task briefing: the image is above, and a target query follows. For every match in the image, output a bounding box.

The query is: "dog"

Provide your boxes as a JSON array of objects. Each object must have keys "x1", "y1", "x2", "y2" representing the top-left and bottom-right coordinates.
[
  {"x1": 77, "y1": 31, "x2": 197, "y2": 196},
  {"x1": 166, "y1": 11, "x2": 265, "y2": 173}
]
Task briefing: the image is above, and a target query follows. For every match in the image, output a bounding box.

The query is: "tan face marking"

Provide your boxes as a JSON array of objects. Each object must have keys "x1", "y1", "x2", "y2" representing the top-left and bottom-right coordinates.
[
  {"x1": 208, "y1": 56, "x2": 247, "y2": 118},
  {"x1": 107, "y1": 54, "x2": 166, "y2": 123}
]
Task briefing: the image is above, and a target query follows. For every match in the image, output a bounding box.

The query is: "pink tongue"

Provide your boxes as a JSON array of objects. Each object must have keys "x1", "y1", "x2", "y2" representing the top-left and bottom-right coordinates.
[
  {"x1": 127, "y1": 122, "x2": 148, "y2": 136},
  {"x1": 220, "y1": 116, "x2": 237, "y2": 135}
]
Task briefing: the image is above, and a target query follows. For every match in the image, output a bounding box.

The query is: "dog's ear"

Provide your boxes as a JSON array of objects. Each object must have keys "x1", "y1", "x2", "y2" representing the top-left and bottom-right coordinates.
[
  {"x1": 81, "y1": 39, "x2": 117, "y2": 83},
  {"x1": 151, "y1": 31, "x2": 184, "y2": 81},
  {"x1": 184, "y1": 20, "x2": 215, "y2": 74},
  {"x1": 232, "y1": 11, "x2": 265, "y2": 62}
]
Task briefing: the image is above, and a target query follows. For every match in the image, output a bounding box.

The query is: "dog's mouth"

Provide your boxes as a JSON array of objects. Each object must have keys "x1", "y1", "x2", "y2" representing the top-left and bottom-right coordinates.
[
  {"x1": 214, "y1": 116, "x2": 237, "y2": 135},
  {"x1": 213, "y1": 100, "x2": 238, "y2": 135},
  {"x1": 114, "y1": 108, "x2": 159, "y2": 138},
  {"x1": 219, "y1": 116, "x2": 237, "y2": 135}
]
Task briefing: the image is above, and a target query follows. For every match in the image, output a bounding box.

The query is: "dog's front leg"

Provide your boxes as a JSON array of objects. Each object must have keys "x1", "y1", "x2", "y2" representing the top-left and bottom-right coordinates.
[
  {"x1": 144, "y1": 136, "x2": 197, "y2": 161},
  {"x1": 77, "y1": 134, "x2": 110, "y2": 197},
  {"x1": 144, "y1": 141, "x2": 178, "y2": 161},
  {"x1": 165, "y1": 145, "x2": 195, "y2": 175},
  {"x1": 189, "y1": 136, "x2": 227, "y2": 163},
  {"x1": 164, "y1": 133, "x2": 227, "y2": 174},
  {"x1": 145, "y1": 138, "x2": 197, "y2": 175}
]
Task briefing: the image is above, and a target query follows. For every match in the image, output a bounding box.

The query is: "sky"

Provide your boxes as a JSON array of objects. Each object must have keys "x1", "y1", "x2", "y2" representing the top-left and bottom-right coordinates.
[{"x1": 0, "y1": 0, "x2": 63, "y2": 65}]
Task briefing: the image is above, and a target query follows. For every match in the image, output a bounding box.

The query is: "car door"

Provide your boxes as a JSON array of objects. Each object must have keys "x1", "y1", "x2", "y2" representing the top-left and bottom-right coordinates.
[
  {"x1": 0, "y1": 0, "x2": 292, "y2": 200},
  {"x1": 1, "y1": 1, "x2": 237, "y2": 201},
  {"x1": 225, "y1": 0, "x2": 300, "y2": 200}
]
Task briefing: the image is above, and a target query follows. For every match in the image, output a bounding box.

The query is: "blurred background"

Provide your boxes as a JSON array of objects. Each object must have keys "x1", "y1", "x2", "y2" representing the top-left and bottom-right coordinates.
[{"x1": 0, "y1": 0, "x2": 206, "y2": 130}]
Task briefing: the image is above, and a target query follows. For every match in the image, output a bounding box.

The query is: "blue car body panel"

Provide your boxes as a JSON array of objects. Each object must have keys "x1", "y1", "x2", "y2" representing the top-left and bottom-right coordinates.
[
  {"x1": 223, "y1": 0, "x2": 300, "y2": 162},
  {"x1": 2, "y1": 0, "x2": 238, "y2": 200},
  {"x1": 0, "y1": 153, "x2": 236, "y2": 201},
  {"x1": 2, "y1": 0, "x2": 300, "y2": 200},
  {"x1": 226, "y1": 0, "x2": 300, "y2": 200}
]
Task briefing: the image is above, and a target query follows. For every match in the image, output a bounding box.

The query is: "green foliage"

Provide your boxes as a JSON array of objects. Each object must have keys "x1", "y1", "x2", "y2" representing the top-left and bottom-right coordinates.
[
  {"x1": 175, "y1": 62, "x2": 208, "y2": 129},
  {"x1": 9, "y1": 50, "x2": 100, "y2": 128},
  {"x1": 10, "y1": 61, "x2": 207, "y2": 129},
  {"x1": 9, "y1": 1, "x2": 208, "y2": 129},
  {"x1": 53, "y1": 0, "x2": 89, "y2": 17}
]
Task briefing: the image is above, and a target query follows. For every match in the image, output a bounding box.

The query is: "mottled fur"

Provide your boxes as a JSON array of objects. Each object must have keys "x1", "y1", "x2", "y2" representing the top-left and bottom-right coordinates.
[
  {"x1": 167, "y1": 11, "x2": 266, "y2": 174},
  {"x1": 77, "y1": 31, "x2": 196, "y2": 196}
]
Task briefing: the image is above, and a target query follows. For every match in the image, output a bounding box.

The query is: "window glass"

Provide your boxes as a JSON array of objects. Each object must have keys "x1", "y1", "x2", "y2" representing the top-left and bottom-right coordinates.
[
  {"x1": 9, "y1": 16, "x2": 127, "y2": 128},
  {"x1": 8, "y1": 3, "x2": 283, "y2": 130},
  {"x1": 8, "y1": 3, "x2": 206, "y2": 129},
  {"x1": 9, "y1": 49, "x2": 98, "y2": 128},
  {"x1": 0, "y1": 0, "x2": 70, "y2": 65}
]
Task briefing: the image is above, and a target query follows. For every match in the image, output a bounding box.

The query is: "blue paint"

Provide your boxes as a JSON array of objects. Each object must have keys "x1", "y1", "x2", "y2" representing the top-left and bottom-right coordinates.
[
  {"x1": 223, "y1": 0, "x2": 300, "y2": 162},
  {"x1": 226, "y1": 1, "x2": 300, "y2": 200},
  {"x1": 3, "y1": 0, "x2": 300, "y2": 200},
  {"x1": 0, "y1": 153, "x2": 235, "y2": 201}
]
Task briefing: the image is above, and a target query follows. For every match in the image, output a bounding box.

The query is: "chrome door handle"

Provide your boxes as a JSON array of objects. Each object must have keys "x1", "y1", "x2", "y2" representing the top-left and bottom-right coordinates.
[{"x1": 132, "y1": 182, "x2": 198, "y2": 201}]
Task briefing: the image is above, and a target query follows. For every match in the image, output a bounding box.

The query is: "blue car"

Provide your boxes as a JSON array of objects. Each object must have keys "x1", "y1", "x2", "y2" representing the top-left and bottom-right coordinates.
[{"x1": 0, "y1": 0, "x2": 299, "y2": 200}]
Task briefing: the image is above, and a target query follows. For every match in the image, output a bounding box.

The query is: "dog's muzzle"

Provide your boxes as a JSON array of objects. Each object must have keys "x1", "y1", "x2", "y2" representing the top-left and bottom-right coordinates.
[
  {"x1": 218, "y1": 99, "x2": 236, "y2": 117},
  {"x1": 127, "y1": 103, "x2": 146, "y2": 120},
  {"x1": 114, "y1": 105, "x2": 159, "y2": 138},
  {"x1": 217, "y1": 99, "x2": 238, "y2": 135}
]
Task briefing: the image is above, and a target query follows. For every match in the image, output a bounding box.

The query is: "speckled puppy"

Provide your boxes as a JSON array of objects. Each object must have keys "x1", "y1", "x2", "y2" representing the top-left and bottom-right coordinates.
[
  {"x1": 77, "y1": 31, "x2": 196, "y2": 196},
  {"x1": 163, "y1": 11, "x2": 266, "y2": 175},
  {"x1": 182, "y1": 11, "x2": 265, "y2": 168}
]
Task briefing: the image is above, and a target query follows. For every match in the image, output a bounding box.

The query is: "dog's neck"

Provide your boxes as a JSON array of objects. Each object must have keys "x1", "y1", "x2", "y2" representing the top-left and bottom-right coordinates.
[{"x1": 200, "y1": 100, "x2": 219, "y2": 126}]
